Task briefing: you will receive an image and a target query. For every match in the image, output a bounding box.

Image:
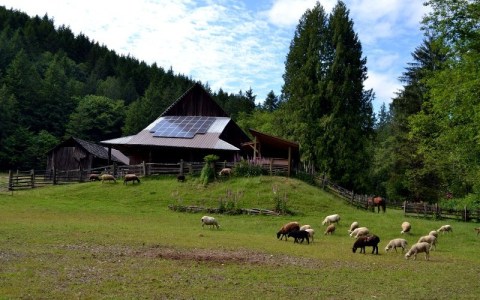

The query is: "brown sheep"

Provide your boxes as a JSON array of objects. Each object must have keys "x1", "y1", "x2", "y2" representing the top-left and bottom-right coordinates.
[
  {"x1": 89, "y1": 174, "x2": 100, "y2": 181},
  {"x1": 324, "y1": 224, "x2": 336, "y2": 235},
  {"x1": 124, "y1": 174, "x2": 140, "y2": 184},
  {"x1": 276, "y1": 221, "x2": 300, "y2": 241},
  {"x1": 475, "y1": 227, "x2": 480, "y2": 236}
]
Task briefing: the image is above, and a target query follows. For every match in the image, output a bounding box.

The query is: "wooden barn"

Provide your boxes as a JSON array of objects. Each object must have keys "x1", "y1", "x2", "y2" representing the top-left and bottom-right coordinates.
[
  {"x1": 46, "y1": 137, "x2": 129, "y2": 172},
  {"x1": 101, "y1": 83, "x2": 251, "y2": 164}
]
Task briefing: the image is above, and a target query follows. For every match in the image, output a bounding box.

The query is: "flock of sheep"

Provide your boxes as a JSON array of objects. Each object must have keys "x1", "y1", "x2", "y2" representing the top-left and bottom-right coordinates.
[
  {"x1": 89, "y1": 173, "x2": 141, "y2": 185},
  {"x1": 200, "y1": 213, "x2": 465, "y2": 261}
]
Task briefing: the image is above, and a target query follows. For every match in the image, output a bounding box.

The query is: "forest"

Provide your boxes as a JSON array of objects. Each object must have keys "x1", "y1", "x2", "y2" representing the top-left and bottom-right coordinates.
[{"x1": 0, "y1": 0, "x2": 479, "y2": 209}]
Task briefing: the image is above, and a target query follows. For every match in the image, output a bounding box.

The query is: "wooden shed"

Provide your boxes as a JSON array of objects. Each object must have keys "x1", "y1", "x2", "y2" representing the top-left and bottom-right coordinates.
[
  {"x1": 46, "y1": 137, "x2": 129, "y2": 172},
  {"x1": 242, "y1": 129, "x2": 300, "y2": 176}
]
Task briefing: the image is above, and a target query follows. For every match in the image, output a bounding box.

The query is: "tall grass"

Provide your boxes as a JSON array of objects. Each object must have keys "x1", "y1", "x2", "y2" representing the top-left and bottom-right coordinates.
[{"x1": 0, "y1": 175, "x2": 479, "y2": 299}]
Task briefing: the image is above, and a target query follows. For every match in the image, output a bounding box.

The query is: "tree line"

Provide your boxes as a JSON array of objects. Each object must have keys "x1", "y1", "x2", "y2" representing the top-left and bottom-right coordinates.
[{"x1": 1, "y1": 1, "x2": 479, "y2": 208}]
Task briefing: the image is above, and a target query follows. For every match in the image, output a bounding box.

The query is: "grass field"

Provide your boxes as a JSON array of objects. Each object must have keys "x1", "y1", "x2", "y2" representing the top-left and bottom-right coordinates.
[{"x1": 0, "y1": 175, "x2": 479, "y2": 299}]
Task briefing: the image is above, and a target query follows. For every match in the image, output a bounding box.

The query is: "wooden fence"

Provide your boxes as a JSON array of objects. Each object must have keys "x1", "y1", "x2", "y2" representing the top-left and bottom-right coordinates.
[{"x1": 402, "y1": 201, "x2": 480, "y2": 222}]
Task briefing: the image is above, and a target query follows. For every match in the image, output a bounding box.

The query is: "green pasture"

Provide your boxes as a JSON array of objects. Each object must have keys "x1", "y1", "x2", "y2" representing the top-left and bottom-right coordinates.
[{"x1": 0, "y1": 175, "x2": 479, "y2": 299}]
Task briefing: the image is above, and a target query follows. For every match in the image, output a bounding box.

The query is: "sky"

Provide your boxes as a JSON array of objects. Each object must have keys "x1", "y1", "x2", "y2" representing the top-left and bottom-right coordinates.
[{"x1": 0, "y1": 0, "x2": 430, "y2": 113}]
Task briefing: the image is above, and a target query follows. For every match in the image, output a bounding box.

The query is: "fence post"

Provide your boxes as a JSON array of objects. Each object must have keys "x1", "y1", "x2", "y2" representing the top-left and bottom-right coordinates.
[
  {"x1": 142, "y1": 161, "x2": 147, "y2": 176},
  {"x1": 30, "y1": 169, "x2": 35, "y2": 188},
  {"x1": 179, "y1": 159, "x2": 184, "y2": 175},
  {"x1": 8, "y1": 170, "x2": 13, "y2": 191},
  {"x1": 53, "y1": 167, "x2": 57, "y2": 185},
  {"x1": 403, "y1": 201, "x2": 407, "y2": 216}
]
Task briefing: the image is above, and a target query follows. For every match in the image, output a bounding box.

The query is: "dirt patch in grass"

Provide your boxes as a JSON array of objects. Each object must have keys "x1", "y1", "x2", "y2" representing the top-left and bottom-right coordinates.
[{"x1": 58, "y1": 243, "x2": 364, "y2": 269}]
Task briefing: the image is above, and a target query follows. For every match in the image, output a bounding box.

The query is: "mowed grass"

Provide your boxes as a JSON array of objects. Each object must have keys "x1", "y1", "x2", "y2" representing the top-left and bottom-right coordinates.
[{"x1": 0, "y1": 175, "x2": 479, "y2": 299}]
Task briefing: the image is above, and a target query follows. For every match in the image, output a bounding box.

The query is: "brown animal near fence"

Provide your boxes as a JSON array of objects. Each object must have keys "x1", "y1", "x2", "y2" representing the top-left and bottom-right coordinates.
[
  {"x1": 89, "y1": 174, "x2": 100, "y2": 181},
  {"x1": 123, "y1": 174, "x2": 140, "y2": 185},
  {"x1": 368, "y1": 196, "x2": 386, "y2": 213}
]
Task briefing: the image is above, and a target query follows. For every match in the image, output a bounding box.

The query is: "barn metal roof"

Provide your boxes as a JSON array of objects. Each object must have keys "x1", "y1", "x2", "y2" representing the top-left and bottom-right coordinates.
[{"x1": 102, "y1": 117, "x2": 239, "y2": 151}]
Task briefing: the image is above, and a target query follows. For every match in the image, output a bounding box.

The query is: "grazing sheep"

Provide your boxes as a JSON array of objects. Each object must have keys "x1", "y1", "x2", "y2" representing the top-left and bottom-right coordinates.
[
  {"x1": 277, "y1": 221, "x2": 300, "y2": 241},
  {"x1": 385, "y1": 238, "x2": 408, "y2": 253},
  {"x1": 437, "y1": 225, "x2": 452, "y2": 234},
  {"x1": 350, "y1": 227, "x2": 369, "y2": 238},
  {"x1": 101, "y1": 174, "x2": 116, "y2": 183},
  {"x1": 322, "y1": 214, "x2": 340, "y2": 226},
  {"x1": 352, "y1": 234, "x2": 380, "y2": 254},
  {"x1": 400, "y1": 221, "x2": 411, "y2": 234},
  {"x1": 201, "y1": 216, "x2": 220, "y2": 229},
  {"x1": 288, "y1": 230, "x2": 310, "y2": 244},
  {"x1": 428, "y1": 230, "x2": 438, "y2": 238},
  {"x1": 405, "y1": 242, "x2": 430, "y2": 260},
  {"x1": 324, "y1": 224, "x2": 336, "y2": 235},
  {"x1": 89, "y1": 174, "x2": 100, "y2": 181},
  {"x1": 177, "y1": 174, "x2": 185, "y2": 182},
  {"x1": 418, "y1": 235, "x2": 437, "y2": 250},
  {"x1": 348, "y1": 221, "x2": 359, "y2": 234},
  {"x1": 300, "y1": 225, "x2": 312, "y2": 231},
  {"x1": 475, "y1": 227, "x2": 480, "y2": 236},
  {"x1": 123, "y1": 174, "x2": 140, "y2": 184},
  {"x1": 304, "y1": 228, "x2": 315, "y2": 242},
  {"x1": 218, "y1": 168, "x2": 232, "y2": 176}
]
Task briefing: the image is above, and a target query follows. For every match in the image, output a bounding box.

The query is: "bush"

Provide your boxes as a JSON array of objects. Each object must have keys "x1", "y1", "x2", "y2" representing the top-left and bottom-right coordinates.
[{"x1": 199, "y1": 154, "x2": 219, "y2": 186}]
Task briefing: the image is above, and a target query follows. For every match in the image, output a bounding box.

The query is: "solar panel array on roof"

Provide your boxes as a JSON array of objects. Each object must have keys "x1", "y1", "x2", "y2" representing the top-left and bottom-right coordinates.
[{"x1": 150, "y1": 116, "x2": 215, "y2": 139}]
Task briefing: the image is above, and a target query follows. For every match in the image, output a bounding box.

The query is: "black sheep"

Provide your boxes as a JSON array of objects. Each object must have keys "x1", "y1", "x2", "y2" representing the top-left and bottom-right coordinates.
[
  {"x1": 352, "y1": 234, "x2": 380, "y2": 254},
  {"x1": 288, "y1": 230, "x2": 310, "y2": 244}
]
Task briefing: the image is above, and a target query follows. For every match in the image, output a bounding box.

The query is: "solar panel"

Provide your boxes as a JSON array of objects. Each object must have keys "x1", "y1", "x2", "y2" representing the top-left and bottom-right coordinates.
[{"x1": 151, "y1": 116, "x2": 215, "y2": 138}]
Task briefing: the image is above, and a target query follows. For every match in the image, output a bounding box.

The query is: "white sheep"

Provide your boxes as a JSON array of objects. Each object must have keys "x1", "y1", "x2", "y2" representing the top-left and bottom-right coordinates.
[
  {"x1": 418, "y1": 235, "x2": 437, "y2": 250},
  {"x1": 322, "y1": 214, "x2": 340, "y2": 226},
  {"x1": 400, "y1": 221, "x2": 411, "y2": 234},
  {"x1": 350, "y1": 227, "x2": 369, "y2": 238},
  {"x1": 324, "y1": 224, "x2": 335, "y2": 235},
  {"x1": 405, "y1": 242, "x2": 431, "y2": 260},
  {"x1": 201, "y1": 216, "x2": 220, "y2": 229},
  {"x1": 385, "y1": 238, "x2": 408, "y2": 253},
  {"x1": 300, "y1": 225, "x2": 312, "y2": 231},
  {"x1": 348, "y1": 221, "x2": 359, "y2": 234},
  {"x1": 428, "y1": 230, "x2": 438, "y2": 238},
  {"x1": 437, "y1": 225, "x2": 452, "y2": 234},
  {"x1": 304, "y1": 228, "x2": 315, "y2": 242}
]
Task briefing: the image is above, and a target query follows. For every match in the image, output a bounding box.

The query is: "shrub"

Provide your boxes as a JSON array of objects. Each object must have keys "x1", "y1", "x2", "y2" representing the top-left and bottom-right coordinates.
[
  {"x1": 199, "y1": 154, "x2": 219, "y2": 186},
  {"x1": 234, "y1": 159, "x2": 264, "y2": 177}
]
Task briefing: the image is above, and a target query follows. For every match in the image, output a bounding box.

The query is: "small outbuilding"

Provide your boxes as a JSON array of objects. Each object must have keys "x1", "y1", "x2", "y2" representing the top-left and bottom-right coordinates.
[{"x1": 46, "y1": 137, "x2": 129, "y2": 173}]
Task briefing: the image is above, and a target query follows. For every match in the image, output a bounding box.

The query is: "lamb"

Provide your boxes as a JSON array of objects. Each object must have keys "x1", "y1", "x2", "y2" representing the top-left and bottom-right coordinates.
[
  {"x1": 352, "y1": 234, "x2": 380, "y2": 254},
  {"x1": 101, "y1": 174, "x2": 116, "y2": 183},
  {"x1": 385, "y1": 238, "x2": 408, "y2": 253},
  {"x1": 400, "y1": 221, "x2": 411, "y2": 234},
  {"x1": 201, "y1": 216, "x2": 220, "y2": 229},
  {"x1": 218, "y1": 168, "x2": 232, "y2": 176},
  {"x1": 475, "y1": 227, "x2": 480, "y2": 236},
  {"x1": 304, "y1": 228, "x2": 315, "y2": 242},
  {"x1": 350, "y1": 227, "x2": 369, "y2": 238},
  {"x1": 276, "y1": 221, "x2": 300, "y2": 241},
  {"x1": 300, "y1": 225, "x2": 312, "y2": 231},
  {"x1": 288, "y1": 230, "x2": 310, "y2": 244},
  {"x1": 348, "y1": 221, "x2": 359, "y2": 234},
  {"x1": 324, "y1": 224, "x2": 336, "y2": 235},
  {"x1": 417, "y1": 235, "x2": 437, "y2": 250},
  {"x1": 428, "y1": 230, "x2": 438, "y2": 238},
  {"x1": 123, "y1": 174, "x2": 140, "y2": 184},
  {"x1": 177, "y1": 174, "x2": 185, "y2": 182},
  {"x1": 88, "y1": 174, "x2": 100, "y2": 181},
  {"x1": 322, "y1": 214, "x2": 340, "y2": 226},
  {"x1": 437, "y1": 225, "x2": 452, "y2": 234},
  {"x1": 405, "y1": 242, "x2": 431, "y2": 260}
]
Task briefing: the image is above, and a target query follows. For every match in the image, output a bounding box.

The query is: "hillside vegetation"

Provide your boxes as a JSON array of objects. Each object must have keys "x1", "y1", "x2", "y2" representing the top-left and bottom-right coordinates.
[{"x1": 0, "y1": 175, "x2": 479, "y2": 299}]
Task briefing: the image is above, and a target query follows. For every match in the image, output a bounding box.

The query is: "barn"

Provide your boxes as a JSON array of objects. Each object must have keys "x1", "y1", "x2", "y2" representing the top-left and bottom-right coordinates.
[
  {"x1": 101, "y1": 83, "x2": 251, "y2": 164},
  {"x1": 46, "y1": 137, "x2": 129, "y2": 172}
]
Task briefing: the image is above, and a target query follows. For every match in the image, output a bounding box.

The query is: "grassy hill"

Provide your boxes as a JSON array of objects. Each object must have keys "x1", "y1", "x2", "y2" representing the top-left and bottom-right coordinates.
[{"x1": 0, "y1": 175, "x2": 479, "y2": 299}]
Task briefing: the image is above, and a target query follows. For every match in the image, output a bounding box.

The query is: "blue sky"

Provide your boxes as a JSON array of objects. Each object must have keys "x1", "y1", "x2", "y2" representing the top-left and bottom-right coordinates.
[{"x1": 1, "y1": 0, "x2": 429, "y2": 112}]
